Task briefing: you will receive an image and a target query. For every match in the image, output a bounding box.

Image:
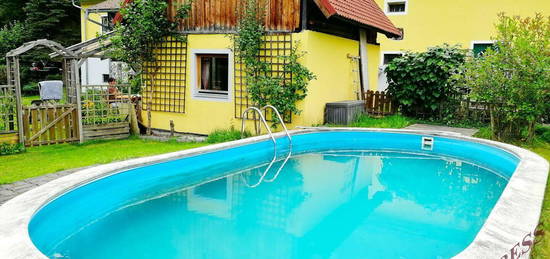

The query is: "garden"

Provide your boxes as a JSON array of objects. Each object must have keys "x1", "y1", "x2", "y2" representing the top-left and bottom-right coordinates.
[{"x1": 0, "y1": 0, "x2": 548, "y2": 257}]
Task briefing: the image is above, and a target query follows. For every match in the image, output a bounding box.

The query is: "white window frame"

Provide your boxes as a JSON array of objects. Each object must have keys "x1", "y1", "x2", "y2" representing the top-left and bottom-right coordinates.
[
  {"x1": 380, "y1": 51, "x2": 404, "y2": 67},
  {"x1": 100, "y1": 14, "x2": 109, "y2": 34},
  {"x1": 385, "y1": 0, "x2": 408, "y2": 15},
  {"x1": 190, "y1": 49, "x2": 234, "y2": 102},
  {"x1": 470, "y1": 40, "x2": 496, "y2": 50}
]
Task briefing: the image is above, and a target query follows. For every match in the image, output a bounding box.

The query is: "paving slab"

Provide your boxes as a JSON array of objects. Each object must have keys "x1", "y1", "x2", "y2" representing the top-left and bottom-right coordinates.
[
  {"x1": 0, "y1": 166, "x2": 93, "y2": 206},
  {"x1": 404, "y1": 123, "x2": 479, "y2": 137}
]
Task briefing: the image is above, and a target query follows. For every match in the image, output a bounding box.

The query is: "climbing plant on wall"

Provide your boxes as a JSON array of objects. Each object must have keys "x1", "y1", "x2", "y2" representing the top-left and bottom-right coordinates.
[
  {"x1": 107, "y1": 0, "x2": 191, "y2": 73},
  {"x1": 233, "y1": 0, "x2": 316, "y2": 121}
]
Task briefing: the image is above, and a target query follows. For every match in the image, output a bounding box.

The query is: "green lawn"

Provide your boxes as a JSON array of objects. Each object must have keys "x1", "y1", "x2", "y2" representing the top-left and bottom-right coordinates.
[
  {"x1": 0, "y1": 137, "x2": 207, "y2": 184},
  {"x1": 22, "y1": 95, "x2": 39, "y2": 106}
]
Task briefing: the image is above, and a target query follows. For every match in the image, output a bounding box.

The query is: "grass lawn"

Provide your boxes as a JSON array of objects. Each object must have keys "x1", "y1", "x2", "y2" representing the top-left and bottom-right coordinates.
[
  {"x1": 22, "y1": 95, "x2": 40, "y2": 106},
  {"x1": 0, "y1": 137, "x2": 207, "y2": 184}
]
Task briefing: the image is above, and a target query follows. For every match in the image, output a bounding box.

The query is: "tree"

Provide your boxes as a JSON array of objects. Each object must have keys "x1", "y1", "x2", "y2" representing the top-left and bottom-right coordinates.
[
  {"x1": 457, "y1": 14, "x2": 550, "y2": 141},
  {"x1": 24, "y1": 0, "x2": 80, "y2": 47},
  {"x1": 0, "y1": 0, "x2": 27, "y2": 27}
]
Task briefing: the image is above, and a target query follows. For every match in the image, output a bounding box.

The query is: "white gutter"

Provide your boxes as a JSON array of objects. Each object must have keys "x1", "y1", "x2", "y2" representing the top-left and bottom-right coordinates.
[{"x1": 359, "y1": 29, "x2": 370, "y2": 94}]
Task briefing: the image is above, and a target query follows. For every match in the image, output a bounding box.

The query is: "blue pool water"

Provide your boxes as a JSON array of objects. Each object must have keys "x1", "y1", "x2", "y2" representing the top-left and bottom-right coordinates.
[{"x1": 29, "y1": 132, "x2": 519, "y2": 259}]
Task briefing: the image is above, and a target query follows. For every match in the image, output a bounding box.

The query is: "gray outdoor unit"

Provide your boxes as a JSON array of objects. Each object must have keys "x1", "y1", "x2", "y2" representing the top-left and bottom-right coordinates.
[{"x1": 325, "y1": 100, "x2": 365, "y2": 125}]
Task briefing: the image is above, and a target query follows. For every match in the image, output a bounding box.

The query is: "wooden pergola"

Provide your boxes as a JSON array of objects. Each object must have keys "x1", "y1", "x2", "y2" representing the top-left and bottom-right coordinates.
[{"x1": 4, "y1": 39, "x2": 84, "y2": 145}]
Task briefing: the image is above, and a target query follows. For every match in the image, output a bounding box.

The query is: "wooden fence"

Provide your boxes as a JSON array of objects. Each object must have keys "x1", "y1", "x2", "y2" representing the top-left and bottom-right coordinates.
[
  {"x1": 22, "y1": 105, "x2": 79, "y2": 146},
  {"x1": 363, "y1": 90, "x2": 398, "y2": 116},
  {"x1": 83, "y1": 122, "x2": 130, "y2": 142}
]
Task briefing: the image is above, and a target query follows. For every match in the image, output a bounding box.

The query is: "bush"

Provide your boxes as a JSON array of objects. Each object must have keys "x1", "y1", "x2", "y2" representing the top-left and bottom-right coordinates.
[
  {"x1": 0, "y1": 64, "x2": 6, "y2": 84},
  {"x1": 385, "y1": 44, "x2": 466, "y2": 119},
  {"x1": 536, "y1": 125, "x2": 550, "y2": 143},
  {"x1": 207, "y1": 128, "x2": 251, "y2": 144},
  {"x1": 0, "y1": 143, "x2": 25, "y2": 156},
  {"x1": 22, "y1": 81, "x2": 39, "y2": 95},
  {"x1": 456, "y1": 14, "x2": 550, "y2": 141}
]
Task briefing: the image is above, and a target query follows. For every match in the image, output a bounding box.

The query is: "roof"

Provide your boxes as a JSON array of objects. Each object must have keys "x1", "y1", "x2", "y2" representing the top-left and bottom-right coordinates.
[
  {"x1": 50, "y1": 32, "x2": 114, "y2": 59},
  {"x1": 313, "y1": 0, "x2": 401, "y2": 38},
  {"x1": 88, "y1": 0, "x2": 121, "y2": 11}
]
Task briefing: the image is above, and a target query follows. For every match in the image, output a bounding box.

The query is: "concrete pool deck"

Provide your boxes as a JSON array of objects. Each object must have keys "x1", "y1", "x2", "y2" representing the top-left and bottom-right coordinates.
[{"x1": 0, "y1": 128, "x2": 547, "y2": 259}]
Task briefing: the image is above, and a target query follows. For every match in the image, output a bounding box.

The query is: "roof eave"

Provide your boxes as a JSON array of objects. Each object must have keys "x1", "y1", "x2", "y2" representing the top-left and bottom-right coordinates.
[{"x1": 332, "y1": 15, "x2": 402, "y2": 39}]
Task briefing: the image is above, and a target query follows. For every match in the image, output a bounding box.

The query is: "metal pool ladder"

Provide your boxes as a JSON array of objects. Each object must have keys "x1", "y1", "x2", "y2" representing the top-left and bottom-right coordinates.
[{"x1": 240, "y1": 106, "x2": 293, "y2": 187}]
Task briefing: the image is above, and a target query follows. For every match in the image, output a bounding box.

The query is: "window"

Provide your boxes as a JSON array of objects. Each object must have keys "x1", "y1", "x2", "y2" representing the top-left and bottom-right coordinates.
[
  {"x1": 383, "y1": 53, "x2": 403, "y2": 65},
  {"x1": 191, "y1": 49, "x2": 233, "y2": 101},
  {"x1": 378, "y1": 52, "x2": 403, "y2": 91},
  {"x1": 101, "y1": 12, "x2": 117, "y2": 34},
  {"x1": 102, "y1": 74, "x2": 110, "y2": 83},
  {"x1": 197, "y1": 54, "x2": 229, "y2": 95},
  {"x1": 385, "y1": 0, "x2": 407, "y2": 15},
  {"x1": 472, "y1": 42, "x2": 495, "y2": 57}
]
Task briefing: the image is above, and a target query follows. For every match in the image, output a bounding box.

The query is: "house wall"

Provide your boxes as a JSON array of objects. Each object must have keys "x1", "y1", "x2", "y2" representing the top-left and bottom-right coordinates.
[
  {"x1": 374, "y1": 0, "x2": 550, "y2": 52},
  {"x1": 145, "y1": 30, "x2": 374, "y2": 135},
  {"x1": 375, "y1": 0, "x2": 550, "y2": 89},
  {"x1": 171, "y1": 0, "x2": 301, "y2": 32},
  {"x1": 373, "y1": 0, "x2": 550, "y2": 90},
  {"x1": 80, "y1": 4, "x2": 110, "y2": 85}
]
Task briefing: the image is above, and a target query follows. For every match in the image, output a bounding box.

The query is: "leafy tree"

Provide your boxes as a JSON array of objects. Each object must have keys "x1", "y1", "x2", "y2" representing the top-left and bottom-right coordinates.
[
  {"x1": 23, "y1": 0, "x2": 80, "y2": 47},
  {"x1": 385, "y1": 45, "x2": 466, "y2": 119},
  {"x1": 456, "y1": 14, "x2": 550, "y2": 141},
  {"x1": 0, "y1": 0, "x2": 27, "y2": 27},
  {"x1": 0, "y1": 22, "x2": 27, "y2": 58}
]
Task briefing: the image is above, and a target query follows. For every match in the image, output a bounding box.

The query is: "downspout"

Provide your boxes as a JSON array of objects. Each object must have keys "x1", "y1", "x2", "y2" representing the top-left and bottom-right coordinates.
[{"x1": 359, "y1": 29, "x2": 369, "y2": 97}]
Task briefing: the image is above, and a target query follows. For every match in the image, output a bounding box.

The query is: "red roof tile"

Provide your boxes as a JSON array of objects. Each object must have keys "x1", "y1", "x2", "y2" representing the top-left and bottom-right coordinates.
[{"x1": 314, "y1": 0, "x2": 401, "y2": 38}]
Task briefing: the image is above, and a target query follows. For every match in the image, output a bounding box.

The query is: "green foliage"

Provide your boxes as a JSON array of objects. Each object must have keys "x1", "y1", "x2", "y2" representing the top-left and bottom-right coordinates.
[
  {"x1": 385, "y1": 44, "x2": 467, "y2": 119},
  {"x1": 350, "y1": 115, "x2": 415, "y2": 129},
  {"x1": 22, "y1": 81, "x2": 39, "y2": 96},
  {"x1": 233, "y1": 0, "x2": 315, "y2": 120},
  {"x1": 535, "y1": 125, "x2": 550, "y2": 143},
  {"x1": 0, "y1": 22, "x2": 27, "y2": 58},
  {"x1": 207, "y1": 128, "x2": 252, "y2": 144},
  {"x1": 23, "y1": 0, "x2": 80, "y2": 47},
  {"x1": 0, "y1": 143, "x2": 25, "y2": 156},
  {"x1": 456, "y1": 14, "x2": 550, "y2": 141},
  {"x1": 0, "y1": 65, "x2": 6, "y2": 84},
  {"x1": 0, "y1": 0, "x2": 26, "y2": 27}
]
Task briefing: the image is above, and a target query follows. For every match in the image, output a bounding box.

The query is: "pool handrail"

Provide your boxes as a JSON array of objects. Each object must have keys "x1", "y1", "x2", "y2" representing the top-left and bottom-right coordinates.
[
  {"x1": 261, "y1": 105, "x2": 292, "y2": 183},
  {"x1": 240, "y1": 107, "x2": 278, "y2": 188}
]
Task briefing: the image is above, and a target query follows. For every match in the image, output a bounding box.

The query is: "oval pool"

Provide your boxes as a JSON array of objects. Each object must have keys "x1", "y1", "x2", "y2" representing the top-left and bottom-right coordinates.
[{"x1": 25, "y1": 130, "x2": 523, "y2": 259}]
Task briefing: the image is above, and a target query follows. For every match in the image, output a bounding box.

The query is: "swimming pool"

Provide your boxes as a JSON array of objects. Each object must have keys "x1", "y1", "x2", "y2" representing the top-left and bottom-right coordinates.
[{"x1": 0, "y1": 129, "x2": 547, "y2": 259}]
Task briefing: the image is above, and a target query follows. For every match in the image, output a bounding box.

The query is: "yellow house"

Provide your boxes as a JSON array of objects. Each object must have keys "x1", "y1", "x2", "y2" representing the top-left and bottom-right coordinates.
[
  {"x1": 373, "y1": 0, "x2": 550, "y2": 91},
  {"x1": 79, "y1": 0, "x2": 120, "y2": 85},
  {"x1": 78, "y1": 0, "x2": 401, "y2": 135}
]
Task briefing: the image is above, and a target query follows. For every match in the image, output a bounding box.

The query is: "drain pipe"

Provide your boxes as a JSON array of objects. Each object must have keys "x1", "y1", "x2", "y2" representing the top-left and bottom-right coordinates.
[{"x1": 359, "y1": 29, "x2": 370, "y2": 96}]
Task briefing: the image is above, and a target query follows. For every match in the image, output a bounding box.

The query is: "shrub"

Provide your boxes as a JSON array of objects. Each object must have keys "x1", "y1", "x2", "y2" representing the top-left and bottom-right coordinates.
[
  {"x1": 456, "y1": 14, "x2": 550, "y2": 141},
  {"x1": 0, "y1": 143, "x2": 25, "y2": 156},
  {"x1": 385, "y1": 44, "x2": 467, "y2": 119},
  {"x1": 0, "y1": 64, "x2": 6, "y2": 84},
  {"x1": 22, "y1": 81, "x2": 39, "y2": 95},
  {"x1": 207, "y1": 128, "x2": 251, "y2": 144}
]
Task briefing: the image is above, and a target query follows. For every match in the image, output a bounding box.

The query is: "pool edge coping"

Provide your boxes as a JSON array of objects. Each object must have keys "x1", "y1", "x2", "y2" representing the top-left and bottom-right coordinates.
[{"x1": 0, "y1": 128, "x2": 547, "y2": 259}]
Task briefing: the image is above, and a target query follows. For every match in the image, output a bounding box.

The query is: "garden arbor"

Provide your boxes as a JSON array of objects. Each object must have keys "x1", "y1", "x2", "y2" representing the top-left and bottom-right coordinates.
[{"x1": 3, "y1": 39, "x2": 83, "y2": 146}]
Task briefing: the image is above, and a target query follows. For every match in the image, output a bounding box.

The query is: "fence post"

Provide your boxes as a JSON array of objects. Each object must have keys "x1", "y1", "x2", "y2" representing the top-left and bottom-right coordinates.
[
  {"x1": 74, "y1": 60, "x2": 84, "y2": 143},
  {"x1": 12, "y1": 57, "x2": 24, "y2": 145}
]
